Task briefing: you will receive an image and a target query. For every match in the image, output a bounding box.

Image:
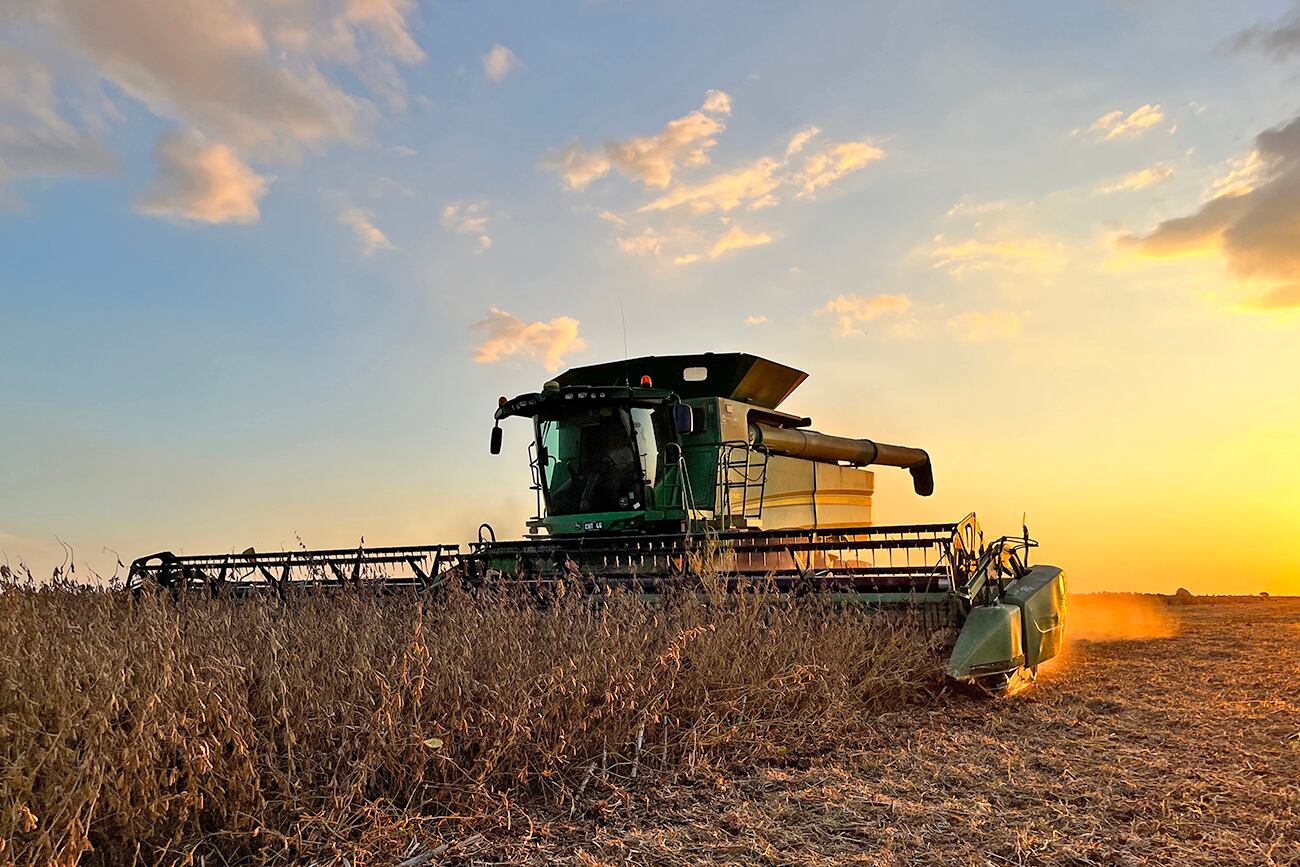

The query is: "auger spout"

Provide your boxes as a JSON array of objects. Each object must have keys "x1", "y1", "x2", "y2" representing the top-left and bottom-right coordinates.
[{"x1": 748, "y1": 423, "x2": 934, "y2": 496}]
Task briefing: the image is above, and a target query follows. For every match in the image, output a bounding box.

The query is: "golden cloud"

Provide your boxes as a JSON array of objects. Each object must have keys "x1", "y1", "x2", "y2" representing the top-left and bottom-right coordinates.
[
  {"x1": 482, "y1": 44, "x2": 521, "y2": 83},
  {"x1": 948, "y1": 310, "x2": 1022, "y2": 342},
  {"x1": 542, "y1": 91, "x2": 731, "y2": 190},
  {"x1": 441, "y1": 200, "x2": 492, "y2": 252},
  {"x1": 339, "y1": 207, "x2": 396, "y2": 254},
  {"x1": 1100, "y1": 163, "x2": 1174, "y2": 194},
  {"x1": 1089, "y1": 104, "x2": 1165, "y2": 140},
  {"x1": 817, "y1": 293, "x2": 911, "y2": 336},
  {"x1": 640, "y1": 157, "x2": 782, "y2": 214},
  {"x1": 794, "y1": 139, "x2": 885, "y2": 198},
  {"x1": 615, "y1": 230, "x2": 664, "y2": 257},
  {"x1": 136, "y1": 130, "x2": 269, "y2": 224},
  {"x1": 930, "y1": 236, "x2": 1065, "y2": 277},
  {"x1": 472, "y1": 307, "x2": 586, "y2": 370},
  {"x1": 1119, "y1": 113, "x2": 1300, "y2": 309}
]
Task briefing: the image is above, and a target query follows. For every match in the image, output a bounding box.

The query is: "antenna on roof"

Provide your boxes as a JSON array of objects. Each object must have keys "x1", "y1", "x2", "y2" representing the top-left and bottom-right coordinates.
[{"x1": 619, "y1": 298, "x2": 630, "y2": 386}]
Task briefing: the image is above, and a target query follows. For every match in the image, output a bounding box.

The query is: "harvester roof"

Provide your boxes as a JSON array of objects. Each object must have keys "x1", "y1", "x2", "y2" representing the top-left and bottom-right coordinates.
[{"x1": 554, "y1": 353, "x2": 807, "y2": 409}]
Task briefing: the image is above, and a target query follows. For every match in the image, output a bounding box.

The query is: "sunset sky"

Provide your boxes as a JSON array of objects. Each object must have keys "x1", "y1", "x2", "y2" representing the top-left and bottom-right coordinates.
[{"x1": 2, "y1": 1, "x2": 1298, "y2": 594}]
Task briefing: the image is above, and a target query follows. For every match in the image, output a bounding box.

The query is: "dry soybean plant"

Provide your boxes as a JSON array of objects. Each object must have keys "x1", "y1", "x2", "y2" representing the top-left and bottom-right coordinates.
[{"x1": 0, "y1": 572, "x2": 942, "y2": 866}]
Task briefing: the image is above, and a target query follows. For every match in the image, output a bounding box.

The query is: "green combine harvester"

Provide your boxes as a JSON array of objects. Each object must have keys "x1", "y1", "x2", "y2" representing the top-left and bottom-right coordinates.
[{"x1": 130, "y1": 352, "x2": 1067, "y2": 694}]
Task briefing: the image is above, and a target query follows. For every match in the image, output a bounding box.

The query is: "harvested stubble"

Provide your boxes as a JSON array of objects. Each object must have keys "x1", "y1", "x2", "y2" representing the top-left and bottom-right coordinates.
[{"x1": 0, "y1": 576, "x2": 940, "y2": 866}]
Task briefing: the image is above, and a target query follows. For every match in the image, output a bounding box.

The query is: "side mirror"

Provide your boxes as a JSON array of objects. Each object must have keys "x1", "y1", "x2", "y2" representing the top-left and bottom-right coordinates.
[
  {"x1": 489, "y1": 425, "x2": 503, "y2": 455},
  {"x1": 670, "y1": 403, "x2": 694, "y2": 435}
]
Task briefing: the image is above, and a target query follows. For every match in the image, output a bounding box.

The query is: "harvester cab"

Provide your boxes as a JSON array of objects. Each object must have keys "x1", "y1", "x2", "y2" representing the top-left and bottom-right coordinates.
[
  {"x1": 129, "y1": 351, "x2": 1067, "y2": 696},
  {"x1": 491, "y1": 352, "x2": 935, "y2": 537}
]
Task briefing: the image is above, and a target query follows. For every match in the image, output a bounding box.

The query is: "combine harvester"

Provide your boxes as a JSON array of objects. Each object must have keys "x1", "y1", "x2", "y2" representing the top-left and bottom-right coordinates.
[{"x1": 130, "y1": 353, "x2": 1066, "y2": 694}]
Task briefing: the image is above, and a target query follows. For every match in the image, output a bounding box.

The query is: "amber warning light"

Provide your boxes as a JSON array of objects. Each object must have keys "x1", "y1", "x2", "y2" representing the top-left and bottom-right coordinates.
[{"x1": 640, "y1": 375, "x2": 653, "y2": 387}]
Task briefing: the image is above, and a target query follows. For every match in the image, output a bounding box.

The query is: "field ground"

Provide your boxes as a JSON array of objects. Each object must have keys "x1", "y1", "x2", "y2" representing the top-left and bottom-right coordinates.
[
  {"x1": 470, "y1": 598, "x2": 1300, "y2": 866},
  {"x1": 3, "y1": 594, "x2": 1297, "y2": 866}
]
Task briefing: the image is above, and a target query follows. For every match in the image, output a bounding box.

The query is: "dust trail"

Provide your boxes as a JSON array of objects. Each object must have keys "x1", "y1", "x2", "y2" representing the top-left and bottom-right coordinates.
[{"x1": 1068, "y1": 593, "x2": 1177, "y2": 642}]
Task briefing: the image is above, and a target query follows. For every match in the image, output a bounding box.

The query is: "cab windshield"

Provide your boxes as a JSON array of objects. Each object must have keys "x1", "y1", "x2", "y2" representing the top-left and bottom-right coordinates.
[{"x1": 537, "y1": 405, "x2": 668, "y2": 515}]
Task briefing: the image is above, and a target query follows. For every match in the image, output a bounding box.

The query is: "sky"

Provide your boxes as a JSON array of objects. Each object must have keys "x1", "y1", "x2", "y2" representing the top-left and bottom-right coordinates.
[{"x1": 2, "y1": 1, "x2": 1298, "y2": 594}]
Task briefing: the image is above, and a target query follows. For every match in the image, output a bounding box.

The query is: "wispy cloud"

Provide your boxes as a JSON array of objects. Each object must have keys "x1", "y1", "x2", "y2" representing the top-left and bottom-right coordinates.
[
  {"x1": 2, "y1": 0, "x2": 425, "y2": 213},
  {"x1": 745, "y1": 314, "x2": 768, "y2": 325},
  {"x1": 0, "y1": 48, "x2": 116, "y2": 203},
  {"x1": 482, "y1": 44, "x2": 522, "y2": 83},
  {"x1": 1100, "y1": 163, "x2": 1174, "y2": 193},
  {"x1": 793, "y1": 139, "x2": 885, "y2": 197},
  {"x1": 615, "y1": 229, "x2": 664, "y2": 257},
  {"x1": 472, "y1": 307, "x2": 586, "y2": 369},
  {"x1": 1119, "y1": 112, "x2": 1300, "y2": 309},
  {"x1": 944, "y1": 197, "x2": 1010, "y2": 219},
  {"x1": 640, "y1": 157, "x2": 781, "y2": 213},
  {"x1": 784, "y1": 125, "x2": 821, "y2": 159},
  {"x1": 339, "y1": 207, "x2": 395, "y2": 254},
  {"x1": 1088, "y1": 105, "x2": 1165, "y2": 140},
  {"x1": 547, "y1": 91, "x2": 886, "y2": 267},
  {"x1": 930, "y1": 235, "x2": 1065, "y2": 277},
  {"x1": 441, "y1": 200, "x2": 493, "y2": 251},
  {"x1": 541, "y1": 91, "x2": 731, "y2": 190},
  {"x1": 1230, "y1": 4, "x2": 1300, "y2": 58},
  {"x1": 673, "y1": 225, "x2": 773, "y2": 265},
  {"x1": 708, "y1": 226, "x2": 772, "y2": 258},
  {"x1": 136, "y1": 130, "x2": 269, "y2": 224},
  {"x1": 948, "y1": 310, "x2": 1022, "y2": 342},
  {"x1": 816, "y1": 293, "x2": 911, "y2": 336}
]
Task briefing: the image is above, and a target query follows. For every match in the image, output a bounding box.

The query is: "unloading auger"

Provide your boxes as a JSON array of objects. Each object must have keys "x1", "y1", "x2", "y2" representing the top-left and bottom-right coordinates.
[{"x1": 129, "y1": 352, "x2": 1067, "y2": 695}]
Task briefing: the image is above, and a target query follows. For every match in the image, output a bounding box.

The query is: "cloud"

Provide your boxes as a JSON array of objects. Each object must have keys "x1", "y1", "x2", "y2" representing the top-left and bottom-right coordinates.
[
  {"x1": 1100, "y1": 163, "x2": 1174, "y2": 193},
  {"x1": 640, "y1": 157, "x2": 781, "y2": 213},
  {"x1": 32, "y1": 0, "x2": 382, "y2": 155},
  {"x1": 549, "y1": 93, "x2": 884, "y2": 267},
  {"x1": 1119, "y1": 112, "x2": 1300, "y2": 308},
  {"x1": 634, "y1": 135, "x2": 883, "y2": 211},
  {"x1": 817, "y1": 293, "x2": 911, "y2": 336},
  {"x1": 441, "y1": 200, "x2": 492, "y2": 251},
  {"x1": 136, "y1": 130, "x2": 269, "y2": 224},
  {"x1": 472, "y1": 307, "x2": 586, "y2": 369},
  {"x1": 708, "y1": 225, "x2": 772, "y2": 258},
  {"x1": 542, "y1": 91, "x2": 731, "y2": 190},
  {"x1": 0, "y1": 46, "x2": 116, "y2": 202},
  {"x1": 930, "y1": 235, "x2": 1065, "y2": 277},
  {"x1": 598, "y1": 210, "x2": 626, "y2": 227},
  {"x1": 784, "y1": 125, "x2": 821, "y2": 159},
  {"x1": 1088, "y1": 105, "x2": 1165, "y2": 140},
  {"x1": 615, "y1": 230, "x2": 664, "y2": 256},
  {"x1": 1231, "y1": 4, "x2": 1300, "y2": 58},
  {"x1": 2, "y1": 0, "x2": 425, "y2": 210},
  {"x1": 794, "y1": 139, "x2": 885, "y2": 197},
  {"x1": 1207, "y1": 151, "x2": 1266, "y2": 198},
  {"x1": 745, "y1": 314, "x2": 768, "y2": 325},
  {"x1": 944, "y1": 197, "x2": 1009, "y2": 219},
  {"x1": 541, "y1": 143, "x2": 613, "y2": 191},
  {"x1": 339, "y1": 206, "x2": 395, "y2": 254},
  {"x1": 482, "y1": 43, "x2": 521, "y2": 83},
  {"x1": 948, "y1": 310, "x2": 1022, "y2": 342},
  {"x1": 700, "y1": 89, "x2": 732, "y2": 115},
  {"x1": 672, "y1": 225, "x2": 774, "y2": 265}
]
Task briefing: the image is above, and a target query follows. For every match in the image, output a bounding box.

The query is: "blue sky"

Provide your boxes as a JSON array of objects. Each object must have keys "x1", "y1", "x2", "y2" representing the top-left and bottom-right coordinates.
[{"x1": 3, "y1": 1, "x2": 1299, "y2": 592}]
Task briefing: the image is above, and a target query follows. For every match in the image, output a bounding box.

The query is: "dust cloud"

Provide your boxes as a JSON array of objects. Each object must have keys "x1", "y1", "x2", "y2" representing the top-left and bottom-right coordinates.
[{"x1": 1068, "y1": 593, "x2": 1178, "y2": 642}]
